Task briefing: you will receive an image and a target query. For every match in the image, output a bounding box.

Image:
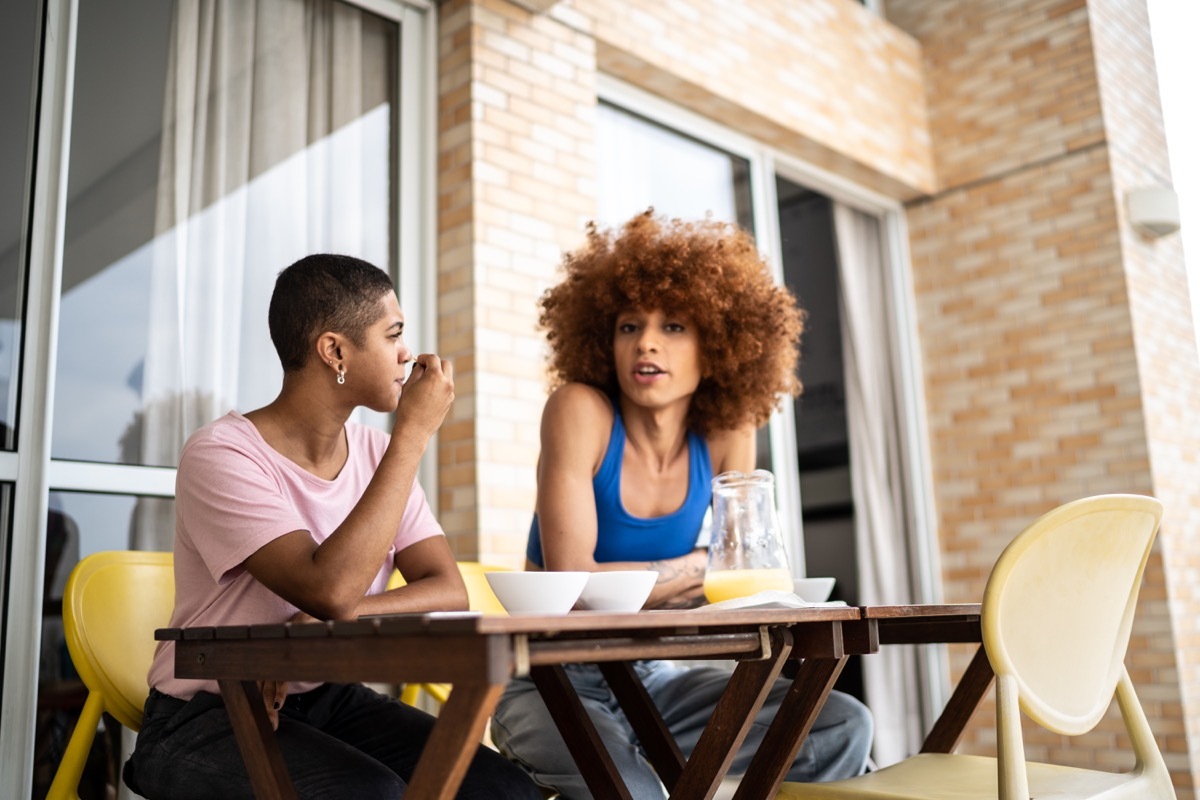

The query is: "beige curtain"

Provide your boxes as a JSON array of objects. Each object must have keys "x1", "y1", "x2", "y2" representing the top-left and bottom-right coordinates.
[
  {"x1": 132, "y1": 0, "x2": 393, "y2": 549},
  {"x1": 833, "y1": 204, "x2": 924, "y2": 766}
]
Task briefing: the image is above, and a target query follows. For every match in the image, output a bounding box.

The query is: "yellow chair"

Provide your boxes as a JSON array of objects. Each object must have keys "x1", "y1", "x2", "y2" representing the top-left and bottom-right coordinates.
[
  {"x1": 47, "y1": 550, "x2": 174, "y2": 800},
  {"x1": 778, "y1": 494, "x2": 1175, "y2": 800},
  {"x1": 388, "y1": 561, "x2": 511, "y2": 706}
]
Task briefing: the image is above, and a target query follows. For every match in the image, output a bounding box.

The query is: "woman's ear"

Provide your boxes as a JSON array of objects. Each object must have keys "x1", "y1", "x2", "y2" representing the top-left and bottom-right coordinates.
[{"x1": 316, "y1": 332, "x2": 345, "y2": 368}]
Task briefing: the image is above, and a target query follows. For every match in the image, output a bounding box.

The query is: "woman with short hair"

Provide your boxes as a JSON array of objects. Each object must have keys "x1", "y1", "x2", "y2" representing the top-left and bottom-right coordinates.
[{"x1": 125, "y1": 253, "x2": 542, "y2": 800}]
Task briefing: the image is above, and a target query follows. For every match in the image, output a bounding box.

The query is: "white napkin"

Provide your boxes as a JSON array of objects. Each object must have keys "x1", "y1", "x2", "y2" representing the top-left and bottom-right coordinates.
[{"x1": 699, "y1": 590, "x2": 847, "y2": 611}]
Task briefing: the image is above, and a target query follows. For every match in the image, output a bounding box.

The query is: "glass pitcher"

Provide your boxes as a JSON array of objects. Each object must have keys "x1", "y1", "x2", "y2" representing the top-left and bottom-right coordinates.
[{"x1": 703, "y1": 470, "x2": 793, "y2": 603}]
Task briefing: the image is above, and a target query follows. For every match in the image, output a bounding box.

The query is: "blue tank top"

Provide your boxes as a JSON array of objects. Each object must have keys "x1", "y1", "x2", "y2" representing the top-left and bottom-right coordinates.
[{"x1": 526, "y1": 409, "x2": 713, "y2": 567}]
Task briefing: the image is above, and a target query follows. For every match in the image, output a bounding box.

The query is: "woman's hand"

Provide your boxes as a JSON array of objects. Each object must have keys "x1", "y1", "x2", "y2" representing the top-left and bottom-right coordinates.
[
  {"x1": 395, "y1": 354, "x2": 455, "y2": 443},
  {"x1": 256, "y1": 607, "x2": 321, "y2": 728},
  {"x1": 258, "y1": 679, "x2": 289, "y2": 731},
  {"x1": 289, "y1": 609, "x2": 320, "y2": 626}
]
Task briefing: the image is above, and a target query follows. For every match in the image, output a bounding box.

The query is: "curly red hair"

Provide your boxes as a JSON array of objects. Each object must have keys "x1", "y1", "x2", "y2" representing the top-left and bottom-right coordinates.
[{"x1": 539, "y1": 211, "x2": 805, "y2": 435}]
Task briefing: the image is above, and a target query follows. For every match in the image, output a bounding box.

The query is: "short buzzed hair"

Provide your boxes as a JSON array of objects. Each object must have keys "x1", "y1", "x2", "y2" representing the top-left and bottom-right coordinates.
[{"x1": 268, "y1": 254, "x2": 396, "y2": 372}]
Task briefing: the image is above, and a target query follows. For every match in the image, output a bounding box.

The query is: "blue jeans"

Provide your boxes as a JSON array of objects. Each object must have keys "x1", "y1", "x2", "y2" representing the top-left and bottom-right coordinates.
[
  {"x1": 125, "y1": 683, "x2": 543, "y2": 800},
  {"x1": 490, "y1": 661, "x2": 873, "y2": 800}
]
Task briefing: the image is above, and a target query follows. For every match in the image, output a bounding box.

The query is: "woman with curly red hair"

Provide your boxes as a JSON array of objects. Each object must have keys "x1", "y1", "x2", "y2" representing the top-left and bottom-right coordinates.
[{"x1": 490, "y1": 211, "x2": 873, "y2": 798}]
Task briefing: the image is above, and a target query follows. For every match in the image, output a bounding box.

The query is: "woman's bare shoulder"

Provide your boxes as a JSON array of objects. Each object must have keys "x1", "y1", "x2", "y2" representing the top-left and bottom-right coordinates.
[
  {"x1": 541, "y1": 383, "x2": 614, "y2": 451},
  {"x1": 544, "y1": 382, "x2": 612, "y2": 419},
  {"x1": 704, "y1": 425, "x2": 757, "y2": 473}
]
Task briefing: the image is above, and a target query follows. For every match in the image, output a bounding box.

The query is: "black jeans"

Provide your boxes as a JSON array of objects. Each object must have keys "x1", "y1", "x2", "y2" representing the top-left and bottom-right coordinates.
[{"x1": 124, "y1": 683, "x2": 543, "y2": 799}]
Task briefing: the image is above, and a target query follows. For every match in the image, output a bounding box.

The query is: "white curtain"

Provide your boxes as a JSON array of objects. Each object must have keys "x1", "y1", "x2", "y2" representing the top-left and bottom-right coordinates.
[
  {"x1": 131, "y1": 0, "x2": 393, "y2": 549},
  {"x1": 833, "y1": 204, "x2": 924, "y2": 766}
]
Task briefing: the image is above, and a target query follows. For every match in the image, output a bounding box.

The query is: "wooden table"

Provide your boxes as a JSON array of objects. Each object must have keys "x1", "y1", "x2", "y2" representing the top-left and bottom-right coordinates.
[{"x1": 159, "y1": 605, "x2": 862, "y2": 800}]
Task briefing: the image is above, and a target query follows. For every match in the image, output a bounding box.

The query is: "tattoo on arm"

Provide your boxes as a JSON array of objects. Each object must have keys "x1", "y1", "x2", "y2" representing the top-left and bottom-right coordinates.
[
  {"x1": 648, "y1": 557, "x2": 703, "y2": 585},
  {"x1": 649, "y1": 559, "x2": 677, "y2": 584}
]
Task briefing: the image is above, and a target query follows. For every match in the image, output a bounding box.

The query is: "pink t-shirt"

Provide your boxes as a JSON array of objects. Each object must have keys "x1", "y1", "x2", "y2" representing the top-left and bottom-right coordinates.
[{"x1": 148, "y1": 411, "x2": 443, "y2": 699}]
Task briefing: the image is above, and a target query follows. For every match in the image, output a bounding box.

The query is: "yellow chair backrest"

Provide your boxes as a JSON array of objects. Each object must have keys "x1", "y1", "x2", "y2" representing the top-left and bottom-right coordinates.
[
  {"x1": 777, "y1": 494, "x2": 1174, "y2": 800},
  {"x1": 48, "y1": 550, "x2": 174, "y2": 800},
  {"x1": 458, "y1": 561, "x2": 510, "y2": 615},
  {"x1": 387, "y1": 561, "x2": 511, "y2": 615},
  {"x1": 982, "y1": 493, "x2": 1169, "y2": 798},
  {"x1": 983, "y1": 493, "x2": 1161, "y2": 733}
]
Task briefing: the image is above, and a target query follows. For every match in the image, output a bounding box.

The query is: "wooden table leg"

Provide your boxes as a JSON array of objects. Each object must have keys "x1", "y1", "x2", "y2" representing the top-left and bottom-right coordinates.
[
  {"x1": 731, "y1": 656, "x2": 846, "y2": 800},
  {"x1": 531, "y1": 665, "x2": 635, "y2": 800},
  {"x1": 407, "y1": 682, "x2": 506, "y2": 800},
  {"x1": 920, "y1": 644, "x2": 994, "y2": 754},
  {"x1": 670, "y1": 627, "x2": 795, "y2": 800},
  {"x1": 218, "y1": 679, "x2": 298, "y2": 800},
  {"x1": 599, "y1": 661, "x2": 686, "y2": 791}
]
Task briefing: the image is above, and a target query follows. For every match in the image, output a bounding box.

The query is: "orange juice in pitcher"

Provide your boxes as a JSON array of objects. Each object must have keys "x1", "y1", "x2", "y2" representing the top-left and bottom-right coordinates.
[
  {"x1": 704, "y1": 470, "x2": 792, "y2": 604},
  {"x1": 703, "y1": 568, "x2": 793, "y2": 604}
]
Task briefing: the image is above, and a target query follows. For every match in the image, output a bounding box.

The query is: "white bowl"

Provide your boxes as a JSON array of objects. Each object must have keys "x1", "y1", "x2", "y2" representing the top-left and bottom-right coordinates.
[
  {"x1": 792, "y1": 577, "x2": 836, "y2": 603},
  {"x1": 577, "y1": 571, "x2": 658, "y2": 612},
  {"x1": 485, "y1": 571, "x2": 588, "y2": 615}
]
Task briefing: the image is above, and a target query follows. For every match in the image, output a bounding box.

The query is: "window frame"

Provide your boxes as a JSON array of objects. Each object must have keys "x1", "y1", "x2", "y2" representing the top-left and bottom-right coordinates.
[{"x1": 0, "y1": 1, "x2": 437, "y2": 793}]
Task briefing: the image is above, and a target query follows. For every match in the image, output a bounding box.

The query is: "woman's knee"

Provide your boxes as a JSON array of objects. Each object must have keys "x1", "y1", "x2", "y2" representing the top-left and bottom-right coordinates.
[
  {"x1": 820, "y1": 691, "x2": 874, "y2": 763},
  {"x1": 491, "y1": 685, "x2": 550, "y2": 754}
]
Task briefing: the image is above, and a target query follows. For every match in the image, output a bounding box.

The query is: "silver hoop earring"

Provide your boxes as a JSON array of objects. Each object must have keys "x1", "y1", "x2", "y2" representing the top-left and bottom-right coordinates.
[{"x1": 337, "y1": 368, "x2": 345, "y2": 385}]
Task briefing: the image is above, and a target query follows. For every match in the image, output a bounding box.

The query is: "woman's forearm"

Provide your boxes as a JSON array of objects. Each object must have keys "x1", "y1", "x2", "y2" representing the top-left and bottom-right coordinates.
[{"x1": 644, "y1": 549, "x2": 708, "y2": 609}]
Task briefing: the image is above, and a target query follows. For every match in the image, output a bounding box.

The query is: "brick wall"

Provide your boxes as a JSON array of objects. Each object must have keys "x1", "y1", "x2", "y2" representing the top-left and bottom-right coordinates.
[
  {"x1": 436, "y1": 0, "x2": 597, "y2": 564},
  {"x1": 1090, "y1": 0, "x2": 1200, "y2": 789},
  {"x1": 567, "y1": 0, "x2": 934, "y2": 198},
  {"x1": 888, "y1": 0, "x2": 1104, "y2": 191},
  {"x1": 892, "y1": 0, "x2": 1196, "y2": 793},
  {"x1": 904, "y1": 142, "x2": 1182, "y2": 770}
]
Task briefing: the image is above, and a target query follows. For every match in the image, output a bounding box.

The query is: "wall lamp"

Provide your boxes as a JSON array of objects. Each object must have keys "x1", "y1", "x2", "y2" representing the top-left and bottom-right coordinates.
[{"x1": 1126, "y1": 186, "x2": 1181, "y2": 238}]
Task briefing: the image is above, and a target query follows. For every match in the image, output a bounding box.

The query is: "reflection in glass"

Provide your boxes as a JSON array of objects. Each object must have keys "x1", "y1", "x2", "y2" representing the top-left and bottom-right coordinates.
[
  {"x1": 595, "y1": 102, "x2": 754, "y2": 231},
  {"x1": 0, "y1": 0, "x2": 39, "y2": 449},
  {"x1": 34, "y1": 490, "x2": 176, "y2": 798},
  {"x1": 53, "y1": 0, "x2": 398, "y2": 468}
]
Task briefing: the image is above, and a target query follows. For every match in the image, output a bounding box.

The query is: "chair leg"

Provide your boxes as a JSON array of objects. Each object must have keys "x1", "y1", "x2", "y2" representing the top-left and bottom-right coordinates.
[
  {"x1": 47, "y1": 690, "x2": 104, "y2": 800},
  {"x1": 994, "y1": 674, "x2": 1030, "y2": 800}
]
